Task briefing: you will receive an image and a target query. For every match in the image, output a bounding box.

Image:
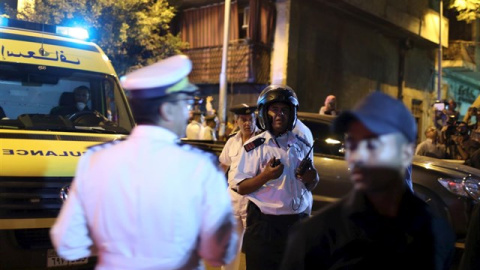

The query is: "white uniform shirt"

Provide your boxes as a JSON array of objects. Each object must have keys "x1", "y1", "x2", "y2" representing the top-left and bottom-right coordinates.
[
  {"x1": 186, "y1": 120, "x2": 203, "y2": 139},
  {"x1": 50, "y1": 125, "x2": 237, "y2": 270},
  {"x1": 293, "y1": 119, "x2": 314, "y2": 146},
  {"x1": 232, "y1": 131, "x2": 313, "y2": 215},
  {"x1": 219, "y1": 132, "x2": 250, "y2": 227},
  {"x1": 219, "y1": 132, "x2": 243, "y2": 189},
  {"x1": 201, "y1": 126, "x2": 217, "y2": 141}
]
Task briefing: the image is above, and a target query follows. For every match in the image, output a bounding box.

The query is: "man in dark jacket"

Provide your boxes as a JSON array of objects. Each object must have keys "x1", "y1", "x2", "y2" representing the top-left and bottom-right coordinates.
[{"x1": 280, "y1": 91, "x2": 455, "y2": 270}]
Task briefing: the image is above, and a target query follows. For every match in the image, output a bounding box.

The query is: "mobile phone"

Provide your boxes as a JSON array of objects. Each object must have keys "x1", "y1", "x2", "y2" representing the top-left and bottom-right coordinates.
[
  {"x1": 434, "y1": 102, "x2": 445, "y2": 111},
  {"x1": 271, "y1": 157, "x2": 281, "y2": 167}
]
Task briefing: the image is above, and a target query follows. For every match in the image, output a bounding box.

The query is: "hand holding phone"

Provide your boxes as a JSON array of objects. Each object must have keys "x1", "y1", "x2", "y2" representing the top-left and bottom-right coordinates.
[{"x1": 271, "y1": 157, "x2": 281, "y2": 167}]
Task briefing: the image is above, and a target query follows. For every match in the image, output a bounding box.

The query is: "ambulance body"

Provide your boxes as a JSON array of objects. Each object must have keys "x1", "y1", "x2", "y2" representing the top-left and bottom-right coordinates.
[{"x1": 0, "y1": 19, "x2": 135, "y2": 268}]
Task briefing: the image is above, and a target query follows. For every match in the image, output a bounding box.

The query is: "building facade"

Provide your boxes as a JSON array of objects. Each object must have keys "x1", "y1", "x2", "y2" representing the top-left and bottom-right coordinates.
[{"x1": 173, "y1": 0, "x2": 448, "y2": 140}]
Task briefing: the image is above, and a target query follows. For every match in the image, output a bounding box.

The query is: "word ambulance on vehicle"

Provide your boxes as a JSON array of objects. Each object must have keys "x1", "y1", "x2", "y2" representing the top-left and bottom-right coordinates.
[{"x1": 0, "y1": 18, "x2": 135, "y2": 269}]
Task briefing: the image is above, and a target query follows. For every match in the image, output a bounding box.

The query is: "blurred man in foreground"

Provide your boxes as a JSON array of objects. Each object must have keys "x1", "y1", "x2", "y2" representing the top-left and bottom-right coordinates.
[
  {"x1": 281, "y1": 91, "x2": 455, "y2": 270},
  {"x1": 50, "y1": 55, "x2": 237, "y2": 269}
]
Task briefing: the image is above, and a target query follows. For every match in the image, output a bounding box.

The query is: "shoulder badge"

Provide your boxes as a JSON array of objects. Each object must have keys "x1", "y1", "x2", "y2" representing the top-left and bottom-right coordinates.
[
  {"x1": 295, "y1": 134, "x2": 311, "y2": 148},
  {"x1": 244, "y1": 138, "x2": 266, "y2": 152},
  {"x1": 86, "y1": 138, "x2": 124, "y2": 153}
]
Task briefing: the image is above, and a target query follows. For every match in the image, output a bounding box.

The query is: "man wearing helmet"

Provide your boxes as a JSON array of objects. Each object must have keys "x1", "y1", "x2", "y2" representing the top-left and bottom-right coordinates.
[{"x1": 232, "y1": 85, "x2": 319, "y2": 270}]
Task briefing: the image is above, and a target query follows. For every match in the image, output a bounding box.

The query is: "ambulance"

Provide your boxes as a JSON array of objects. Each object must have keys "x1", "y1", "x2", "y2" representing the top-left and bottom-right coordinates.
[{"x1": 0, "y1": 18, "x2": 135, "y2": 268}]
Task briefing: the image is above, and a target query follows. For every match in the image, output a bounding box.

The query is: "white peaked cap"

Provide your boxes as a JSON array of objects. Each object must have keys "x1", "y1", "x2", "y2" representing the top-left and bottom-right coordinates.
[{"x1": 120, "y1": 55, "x2": 198, "y2": 99}]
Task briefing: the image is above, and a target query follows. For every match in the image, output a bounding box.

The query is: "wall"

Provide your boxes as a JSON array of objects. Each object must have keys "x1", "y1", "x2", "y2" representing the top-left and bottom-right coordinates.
[{"x1": 286, "y1": 0, "x2": 439, "y2": 141}]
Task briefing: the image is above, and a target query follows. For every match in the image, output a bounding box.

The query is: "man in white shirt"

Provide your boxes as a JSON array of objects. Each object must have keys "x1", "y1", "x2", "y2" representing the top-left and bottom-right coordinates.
[
  {"x1": 50, "y1": 55, "x2": 237, "y2": 270},
  {"x1": 186, "y1": 110, "x2": 204, "y2": 139},
  {"x1": 415, "y1": 126, "x2": 446, "y2": 159},
  {"x1": 232, "y1": 85, "x2": 319, "y2": 270},
  {"x1": 219, "y1": 103, "x2": 257, "y2": 270},
  {"x1": 202, "y1": 115, "x2": 218, "y2": 141}
]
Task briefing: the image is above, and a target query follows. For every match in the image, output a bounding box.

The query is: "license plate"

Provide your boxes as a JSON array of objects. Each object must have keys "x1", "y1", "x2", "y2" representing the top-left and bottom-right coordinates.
[{"x1": 47, "y1": 249, "x2": 88, "y2": 268}]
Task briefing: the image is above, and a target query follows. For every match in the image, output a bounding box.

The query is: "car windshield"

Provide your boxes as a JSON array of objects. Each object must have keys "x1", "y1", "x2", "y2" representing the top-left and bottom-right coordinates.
[
  {"x1": 301, "y1": 118, "x2": 345, "y2": 157},
  {"x1": 0, "y1": 62, "x2": 134, "y2": 134}
]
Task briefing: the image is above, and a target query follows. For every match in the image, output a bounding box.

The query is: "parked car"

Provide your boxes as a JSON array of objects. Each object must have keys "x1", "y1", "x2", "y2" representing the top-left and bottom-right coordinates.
[{"x1": 183, "y1": 112, "x2": 480, "y2": 246}]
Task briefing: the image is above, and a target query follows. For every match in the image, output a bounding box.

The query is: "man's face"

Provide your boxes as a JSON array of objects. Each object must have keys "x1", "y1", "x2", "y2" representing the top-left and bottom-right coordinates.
[
  {"x1": 236, "y1": 113, "x2": 255, "y2": 136},
  {"x1": 74, "y1": 89, "x2": 89, "y2": 104},
  {"x1": 426, "y1": 127, "x2": 437, "y2": 140},
  {"x1": 267, "y1": 102, "x2": 290, "y2": 135},
  {"x1": 345, "y1": 121, "x2": 409, "y2": 193}
]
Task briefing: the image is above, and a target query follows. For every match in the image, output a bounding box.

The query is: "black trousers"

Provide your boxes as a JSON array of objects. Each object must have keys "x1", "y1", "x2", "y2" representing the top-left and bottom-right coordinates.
[{"x1": 242, "y1": 201, "x2": 307, "y2": 270}]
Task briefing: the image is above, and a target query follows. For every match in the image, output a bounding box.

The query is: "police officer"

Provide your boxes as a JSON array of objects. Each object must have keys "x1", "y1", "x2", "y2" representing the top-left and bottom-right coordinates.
[
  {"x1": 219, "y1": 103, "x2": 257, "y2": 270},
  {"x1": 280, "y1": 92, "x2": 455, "y2": 270},
  {"x1": 202, "y1": 114, "x2": 218, "y2": 141},
  {"x1": 186, "y1": 110, "x2": 203, "y2": 139},
  {"x1": 50, "y1": 55, "x2": 238, "y2": 269},
  {"x1": 232, "y1": 85, "x2": 319, "y2": 270}
]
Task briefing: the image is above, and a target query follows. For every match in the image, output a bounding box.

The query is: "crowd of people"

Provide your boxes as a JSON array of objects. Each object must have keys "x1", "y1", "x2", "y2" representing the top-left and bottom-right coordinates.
[
  {"x1": 49, "y1": 55, "x2": 471, "y2": 270},
  {"x1": 415, "y1": 99, "x2": 480, "y2": 169}
]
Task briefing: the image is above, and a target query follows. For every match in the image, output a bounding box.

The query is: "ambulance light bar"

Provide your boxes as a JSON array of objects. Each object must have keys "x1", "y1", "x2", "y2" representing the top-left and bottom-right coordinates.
[{"x1": 0, "y1": 18, "x2": 89, "y2": 40}]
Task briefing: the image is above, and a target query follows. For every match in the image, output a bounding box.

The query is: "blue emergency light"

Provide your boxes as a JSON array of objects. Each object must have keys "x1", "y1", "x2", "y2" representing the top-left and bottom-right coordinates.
[
  {"x1": 56, "y1": 26, "x2": 89, "y2": 40},
  {"x1": 0, "y1": 18, "x2": 89, "y2": 40}
]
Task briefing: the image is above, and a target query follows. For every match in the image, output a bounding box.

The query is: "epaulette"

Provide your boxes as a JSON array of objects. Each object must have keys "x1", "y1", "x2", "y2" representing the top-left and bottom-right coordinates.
[
  {"x1": 244, "y1": 138, "x2": 266, "y2": 152},
  {"x1": 295, "y1": 134, "x2": 311, "y2": 148},
  {"x1": 86, "y1": 138, "x2": 124, "y2": 153}
]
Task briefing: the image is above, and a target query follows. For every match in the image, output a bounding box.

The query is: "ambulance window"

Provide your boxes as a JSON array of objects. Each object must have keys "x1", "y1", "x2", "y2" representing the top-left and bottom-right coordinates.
[
  {"x1": 0, "y1": 62, "x2": 134, "y2": 133},
  {"x1": 97, "y1": 77, "x2": 133, "y2": 131}
]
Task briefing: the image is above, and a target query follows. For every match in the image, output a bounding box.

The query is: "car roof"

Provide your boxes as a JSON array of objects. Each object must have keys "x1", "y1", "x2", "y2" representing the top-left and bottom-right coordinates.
[{"x1": 297, "y1": 111, "x2": 336, "y2": 124}]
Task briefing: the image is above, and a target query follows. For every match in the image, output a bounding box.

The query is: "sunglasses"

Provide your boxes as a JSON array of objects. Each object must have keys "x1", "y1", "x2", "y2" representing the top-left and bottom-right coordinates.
[{"x1": 170, "y1": 98, "x2": 195, "y2": 106}]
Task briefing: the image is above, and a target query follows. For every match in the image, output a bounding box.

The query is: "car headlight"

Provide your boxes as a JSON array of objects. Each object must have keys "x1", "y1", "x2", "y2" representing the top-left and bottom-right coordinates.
[
  {"x1": 438, "y1": 178, "x2": 469, "y2": 197},
  {"x1": 463, "y1": 175, "x2": 480, "y2": 201},
  {"x1": 438, "y1": 175, "x2": 480, "y2": 202}
]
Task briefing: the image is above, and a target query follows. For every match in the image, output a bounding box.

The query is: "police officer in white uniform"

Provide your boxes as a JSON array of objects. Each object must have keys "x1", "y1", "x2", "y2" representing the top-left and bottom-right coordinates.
[
  {"x1": 232, "y1": 85, "x2": 319, "y2": 270},
  {"x1": 201, "y1": 115, "x2": 218, "y2": 141},
  {"x1": 50, "y1": 55, "x2": 238, "y2": 270},
  {"x1": 186, "y1": 110, "x2": 203, "y2": 139},
  {"x1": 219, "y1": 103, "x2": 257, "y2": 270}
]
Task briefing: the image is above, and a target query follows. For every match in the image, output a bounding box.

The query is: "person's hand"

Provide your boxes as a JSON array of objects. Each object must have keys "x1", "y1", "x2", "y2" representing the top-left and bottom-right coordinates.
[
  {"x1": 262, "y1": 157, "x2": 284, "y2": 180},
  {"x1": 297, "y1": 166, "x2": 318, "y2": 184}
]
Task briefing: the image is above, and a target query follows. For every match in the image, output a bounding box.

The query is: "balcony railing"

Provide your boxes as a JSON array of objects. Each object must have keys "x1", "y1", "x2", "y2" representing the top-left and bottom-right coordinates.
[
  {"x1": 183, "y1": 40, "x2": 271, "y2": 84},
  {"x1": 444, "y1": 40, "x2": 475, "y2": 65}
]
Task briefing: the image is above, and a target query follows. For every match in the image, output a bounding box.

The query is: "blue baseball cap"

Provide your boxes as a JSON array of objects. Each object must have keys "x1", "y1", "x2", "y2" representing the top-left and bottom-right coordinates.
[{"x1": 333, "y1": 91, "x2": 417, "y2": 143}]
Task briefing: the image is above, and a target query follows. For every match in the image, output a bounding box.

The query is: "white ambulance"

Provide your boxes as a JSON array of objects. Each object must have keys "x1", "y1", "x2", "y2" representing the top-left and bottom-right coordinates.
[{"x1": 0, "y1": 18, "x2": 135, "y2": 268}]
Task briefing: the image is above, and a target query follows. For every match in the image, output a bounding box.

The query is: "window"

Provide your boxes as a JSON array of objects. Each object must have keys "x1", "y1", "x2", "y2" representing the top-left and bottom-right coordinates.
[
  {"x1": 0, "y1": 62, "x2": 133, "y2": 134},
  {"x1": 300, "y1": 119, "x2": 345, "y2": 157}
]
